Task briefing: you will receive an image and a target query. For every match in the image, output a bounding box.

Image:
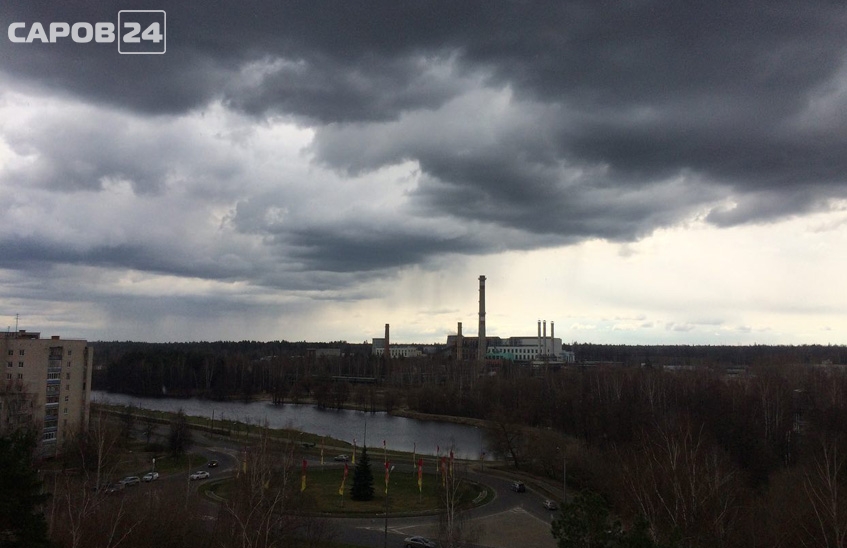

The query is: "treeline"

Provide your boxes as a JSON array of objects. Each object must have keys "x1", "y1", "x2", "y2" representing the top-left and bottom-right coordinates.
[
  {"x1": 572, "y1": 342, "x2": 847, "y2": 367},
  {"x1": 93, "y1": 340, "x2": 377, "y2": 402},
  {"x1": 410, "y1": 362, "x2": 847, "y2": 547}
]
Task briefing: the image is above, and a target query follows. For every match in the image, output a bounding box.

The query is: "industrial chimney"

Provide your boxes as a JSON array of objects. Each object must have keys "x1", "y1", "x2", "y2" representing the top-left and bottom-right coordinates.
[
  {"x1": 543, "y1": 320, "x2": 547, "y2": 357},
  {"x1": 384, "y1": 323, "x2": 390, "y2": 359},
  {"x1": 478, "y1": 275, "x2": 486, "y2": 362},
  {"x1": 551, "y1": 321, "x2": 555, "y2": 358},
  {"x1": 457, "y1": 322, "x2": 463, "y2": 362},
  {"x1": 537, "y1": 320, "x2": 542, "y2": 358}
]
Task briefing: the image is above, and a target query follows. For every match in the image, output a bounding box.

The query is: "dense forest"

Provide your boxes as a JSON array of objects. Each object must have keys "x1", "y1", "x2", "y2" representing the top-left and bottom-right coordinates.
[{"x1": 92, "y1": 340, "x2": 847, "y2": 546}]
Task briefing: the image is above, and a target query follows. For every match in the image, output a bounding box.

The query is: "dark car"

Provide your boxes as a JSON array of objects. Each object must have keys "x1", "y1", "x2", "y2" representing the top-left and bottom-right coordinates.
[
  {"x1": 543, "y1": 499, "x2": 558, "y2": 510},
  {"x1": 404, "y1": 536, "x2": 439, "y2": 548},
  {"x1": 511, "y1": 481, "x2": 526, "y2": 492},
  {"x1": 207, "y1": 460, "x2": 219, "y2": 468},
  {"x1": 105, "y1": 483, "x2": 125, "y2": 494}
]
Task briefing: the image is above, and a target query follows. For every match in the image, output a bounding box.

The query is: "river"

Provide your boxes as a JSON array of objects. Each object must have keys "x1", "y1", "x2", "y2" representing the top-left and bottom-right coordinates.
[{"x1": 91, "y1": 391, "x2": 490, "y2": 460}]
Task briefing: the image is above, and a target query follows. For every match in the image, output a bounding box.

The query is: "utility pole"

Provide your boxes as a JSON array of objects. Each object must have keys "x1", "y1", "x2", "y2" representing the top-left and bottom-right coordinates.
[{"x1": 383, "y1": 464, "x2": 395, "y2": 548}]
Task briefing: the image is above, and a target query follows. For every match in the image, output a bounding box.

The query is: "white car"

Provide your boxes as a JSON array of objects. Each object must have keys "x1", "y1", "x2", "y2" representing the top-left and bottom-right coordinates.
[
  {"x1": 190, "y1": 470, "x2": 210, "y2": 480},
  {"x1": 333, "y1": 454, "x2": 349, "y2": 462},
  {"x1": 142, "y1": 471, "x2": 159, "y2": 482}
]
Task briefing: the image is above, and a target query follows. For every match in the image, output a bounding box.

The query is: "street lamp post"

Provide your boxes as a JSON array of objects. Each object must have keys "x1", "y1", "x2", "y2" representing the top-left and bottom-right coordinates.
[{"x1": 383, "y1": 464, "x2": 395, "y2": 548}]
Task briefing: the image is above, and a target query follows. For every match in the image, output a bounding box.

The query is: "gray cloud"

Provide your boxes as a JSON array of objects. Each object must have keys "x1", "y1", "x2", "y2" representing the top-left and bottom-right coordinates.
[{"x1": 2, "y1": 0, "x2": 847, "y2": 288}]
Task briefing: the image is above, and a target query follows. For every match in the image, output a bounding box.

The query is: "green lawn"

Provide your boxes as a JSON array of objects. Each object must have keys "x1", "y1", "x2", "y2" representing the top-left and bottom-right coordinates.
[{"x1": 208, "y1": 467, "x2": 489, "y2": 515}]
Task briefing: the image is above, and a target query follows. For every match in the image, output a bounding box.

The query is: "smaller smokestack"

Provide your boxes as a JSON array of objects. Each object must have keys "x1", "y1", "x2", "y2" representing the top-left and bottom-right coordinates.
[
  {"x1": 384, "y1": 323, "x2": 390, "y2": 359},
  {"x1": 457, "y1": 322, "x2": 463, "y2": 362}
]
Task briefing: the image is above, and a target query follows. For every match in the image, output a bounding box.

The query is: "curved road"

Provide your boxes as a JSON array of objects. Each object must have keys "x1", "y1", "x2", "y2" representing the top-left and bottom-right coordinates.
[{"x1": 133, "y1": 423, "x2": 558, "y2": 548}]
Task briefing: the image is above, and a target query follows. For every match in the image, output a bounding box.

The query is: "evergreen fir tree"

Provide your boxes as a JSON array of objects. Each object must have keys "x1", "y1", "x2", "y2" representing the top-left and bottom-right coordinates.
[
  {"x1": 350, "y1": 446, "x2": 374, "y2": 501},
  {"x1": 0, "y1": 429, "x2": 50, "y2": 548}
]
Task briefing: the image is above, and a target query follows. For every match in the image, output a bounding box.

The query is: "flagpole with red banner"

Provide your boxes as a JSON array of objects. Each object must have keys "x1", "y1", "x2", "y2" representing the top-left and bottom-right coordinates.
[
  {"x1": 301, "y1": 459, "x2": 307, "y2": 492},
  {"x1": 339, "y1": 462, "x2": 348, "y2": 507}
]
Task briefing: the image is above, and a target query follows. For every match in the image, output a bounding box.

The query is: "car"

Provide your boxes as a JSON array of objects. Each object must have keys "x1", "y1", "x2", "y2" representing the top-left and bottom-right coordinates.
[
  {"x1": 190, "y1": 470, "x2": 210, "y2": 480},
  {"x1": 105, "y1": 483, "x2": 125, "y2": 494},
  {"x1": 543, "y1": 499, "x2": 558, "y2": 510},
  {"x1": 142, "y1": 471, "x2": 159, "y2": 482},
  {"x1": 333, "y1": 454, "x2": 349, "y2": 462},
  {"x1": 207, "y1": 460, "x2": 219, "y2": 468},
  {"x1": 511, "y1": 481, "x2": 526, "y2": 492},
  {"x1": 119, "y1": 476, "x2": 141, "y2": 486},
  {"x1": 403, "y1": 536, "x2": 439, "y2": 548}
]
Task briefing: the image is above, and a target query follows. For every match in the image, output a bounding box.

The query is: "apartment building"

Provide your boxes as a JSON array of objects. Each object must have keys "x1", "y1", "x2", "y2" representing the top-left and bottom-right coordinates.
[{"x1": 0, "y1": 330, "x2": 93, "y2": 456}]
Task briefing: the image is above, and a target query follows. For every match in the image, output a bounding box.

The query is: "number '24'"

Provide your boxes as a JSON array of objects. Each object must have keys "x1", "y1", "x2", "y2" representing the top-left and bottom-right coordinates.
[{"x1": 123, "y1": 22, "x2": 163, "y2": 43}]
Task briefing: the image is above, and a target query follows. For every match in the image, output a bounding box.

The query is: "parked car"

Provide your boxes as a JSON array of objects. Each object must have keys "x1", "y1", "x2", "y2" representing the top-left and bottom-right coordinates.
[
  {"x1": 543, "y1": 499, "x2": 558, "y2": 510},
  {"x1": 142, "y1": 471, "x2": 159, "y2": 482},
  {"x1": 404, "y1": 536, "x2": 439, "y2": 548},
  {"x1": 511, "y1": 481, "x2": 526, "y2": 493},
  {"x1": 207, "y1": 460, "x2": 219, "y2": 468},
  {"x1": 190, "y1": 470, "x2": 210, "y2": 480},
  {"x1": 333, "y1": 454, "x2": 349, "y2": 462},
  {"x1": 119, "y1": 476, "x2": 141, "y2": 486}
]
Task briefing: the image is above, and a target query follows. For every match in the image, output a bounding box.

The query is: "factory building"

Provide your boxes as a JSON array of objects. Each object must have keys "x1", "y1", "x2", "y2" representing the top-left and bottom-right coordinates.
[{"x1": 372, "y1": 275, "x2": 576, "y2": 366}]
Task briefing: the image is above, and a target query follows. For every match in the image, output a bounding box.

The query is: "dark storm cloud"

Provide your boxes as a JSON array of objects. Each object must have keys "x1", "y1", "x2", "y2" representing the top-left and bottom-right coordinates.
[{"x1": 3, "y1": 0, "x2": 847, "y2": 280}]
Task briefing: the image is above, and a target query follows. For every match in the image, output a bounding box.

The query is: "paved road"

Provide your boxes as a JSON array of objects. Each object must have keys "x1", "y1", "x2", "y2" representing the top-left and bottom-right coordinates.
[{"x1": 131, "y1": 420, "x2": 558, "y2": 548}]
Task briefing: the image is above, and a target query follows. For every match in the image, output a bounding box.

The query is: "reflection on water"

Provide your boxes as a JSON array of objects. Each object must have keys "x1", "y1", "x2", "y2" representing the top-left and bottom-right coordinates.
[{"x1": 92, "y1": 391, "x2": 489, "y2": 459}]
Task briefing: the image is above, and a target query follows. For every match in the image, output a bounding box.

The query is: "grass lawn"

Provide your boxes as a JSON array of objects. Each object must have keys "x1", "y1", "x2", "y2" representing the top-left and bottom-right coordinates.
[{"x1": 209, "y1": 467, "x2": 489, "y2": 515}]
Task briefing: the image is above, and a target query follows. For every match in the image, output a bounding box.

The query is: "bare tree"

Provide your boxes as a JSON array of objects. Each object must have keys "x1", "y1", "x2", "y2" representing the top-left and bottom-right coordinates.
[
  {"x1": 801, "y1": 434, "x2": 847, "y2": 548},
  {"x1": 437, "y1": 447, "x2": 479, "y2": 548},
  {"x1": 215, "y1": 424, "x2": 333, "y2": 548},
  {"x1": 616, "y1": 419, "x2": 741, "y2": 547}
]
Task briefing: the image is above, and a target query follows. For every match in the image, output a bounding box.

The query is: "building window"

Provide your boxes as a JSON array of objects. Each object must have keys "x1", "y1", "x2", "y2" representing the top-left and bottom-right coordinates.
[
  {"x1": 18, "y1": 362, "x2": 23, "y2": 368},
  {"x1": 67, "y1": 350, "x2": 72, "y2": 355},
  {"x1": 5, "y1": 373, "x2": 10, "y2": 380},
  {"x1": 63, "y1": 407, "x2": 68, "y2": 415},
  {"x1": 65, "y1": 384, "x2": 69, "y2": 391},
  {"x1": 17, "y1": 373, "x2": 23, "y2": 380},
  {"x1": 19, "y1": 349, "x2": 24, "y2": 356},
  {"x1": 64, "y1": 395, "x2": 69, "y2": 402},
  {"x1": 66, "y1": 373, "x2": 70, "y2": 380},
  {"x1": 43, "y1": 432, "x2": 56, "y2": 441},
  {"x1": 67, "y1": 361, "x2": 71, "y2": 367},
  {"x1": 6, "y1": 361, "x2": 10, "y2": 367}
]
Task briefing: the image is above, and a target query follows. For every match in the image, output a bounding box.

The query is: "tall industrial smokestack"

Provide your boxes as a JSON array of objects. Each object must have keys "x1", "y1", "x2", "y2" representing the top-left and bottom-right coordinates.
[
  {"x1": 537, "y1": 320, "x2": 542, "y2": 358},
  {"x1": 543, "y1": 320, "x2": 547, "y2": 357},
  {"x1": 478, "y1": 275, "x2": 486, "y2": 362},
  {"x1": 551, "y1": 321, "x2": 555, "y2": 358},
  {"x1": 384, "y1": 323, "x2": 390, "y2": 359},
  {"x1": 457, "y1": 322, "x2": 463, "y2": 362}
]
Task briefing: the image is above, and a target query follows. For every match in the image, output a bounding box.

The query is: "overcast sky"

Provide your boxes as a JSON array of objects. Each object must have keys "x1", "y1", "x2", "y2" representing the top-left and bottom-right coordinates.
[{"x1": 1, "y1": 1, "x2": 846, "y2": 345}]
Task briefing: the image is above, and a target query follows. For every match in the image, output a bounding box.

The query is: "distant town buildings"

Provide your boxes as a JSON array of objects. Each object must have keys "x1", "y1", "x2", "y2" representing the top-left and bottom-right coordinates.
[{"x1": 0, "y1": 330, "x2": 93, "y2": 456}]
